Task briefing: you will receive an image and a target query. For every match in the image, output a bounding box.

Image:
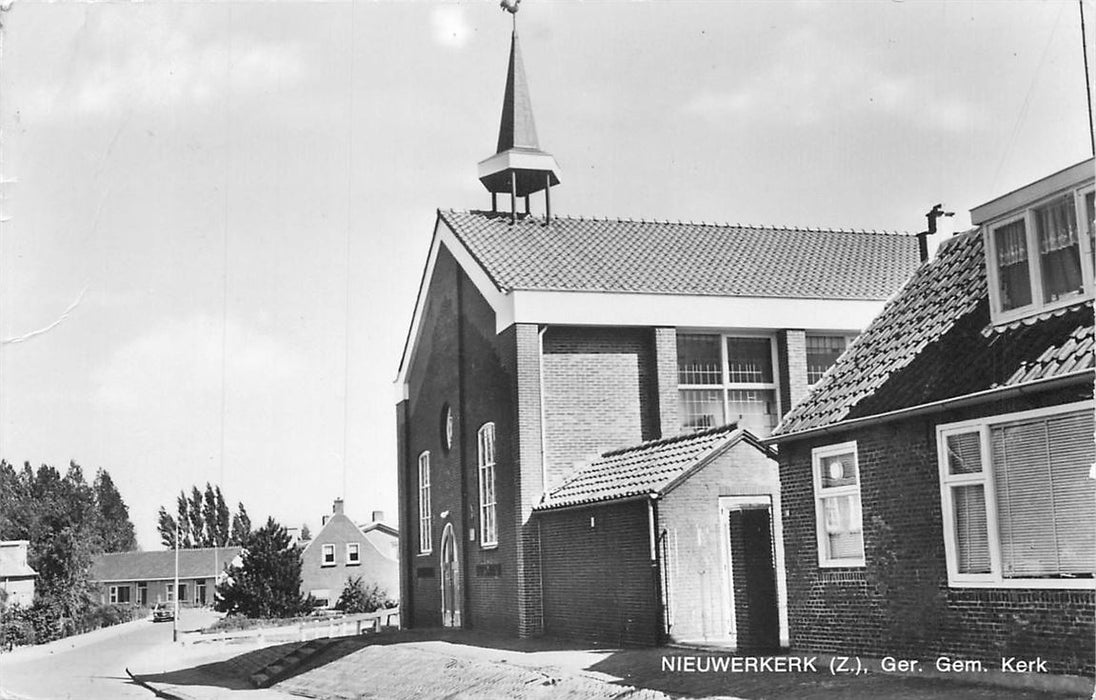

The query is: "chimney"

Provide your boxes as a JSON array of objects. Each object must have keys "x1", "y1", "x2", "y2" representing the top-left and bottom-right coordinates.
[
  {"x1": 371, "y1": 510, "x2": 385, "y2": 523},
  {"x1": 916, "y1": 203, "x2": 955, "y2": 262},
  {"x1": 333, "y1": 498, "x2": 344, "y2": 515}
]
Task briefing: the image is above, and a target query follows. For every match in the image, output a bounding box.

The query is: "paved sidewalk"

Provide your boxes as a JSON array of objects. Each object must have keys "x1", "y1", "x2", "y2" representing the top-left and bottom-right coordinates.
[{"x1": 127, "y1": 629, "x2": 1094, "y2": 700}]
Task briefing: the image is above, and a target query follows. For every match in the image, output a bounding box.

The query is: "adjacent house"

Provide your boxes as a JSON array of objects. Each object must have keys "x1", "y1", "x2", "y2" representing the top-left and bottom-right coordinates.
[
  {"x1": 89, "y1": 547, "x2": 242, "y2": 607},
  {"x1": 0, "y1": 540, "x2": 38, "y2": 608},
  {"x1": 767, "y1": 158, "x2": 1094, "y2": 675},
  {"x1": 299, "y1": 499, "x2": 399, "y2": 608},
  {"x1": 394, "y1": 27, "x2": 921, "y2": 640}
]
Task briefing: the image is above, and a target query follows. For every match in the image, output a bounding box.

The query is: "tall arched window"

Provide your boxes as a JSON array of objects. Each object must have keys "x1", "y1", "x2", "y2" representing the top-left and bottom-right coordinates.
[
  {"x1": 477, "y1": 423, "x2": 497, "y2": 547},
  {"x1": 418, "y1": 451, "x2": 432, "y2": 554}
]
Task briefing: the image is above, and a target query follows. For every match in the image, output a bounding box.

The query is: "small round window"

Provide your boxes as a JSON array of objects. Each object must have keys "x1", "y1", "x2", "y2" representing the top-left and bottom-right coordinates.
[{"x1": 441, "y1": 404, "x2": 454, "y2": 452}]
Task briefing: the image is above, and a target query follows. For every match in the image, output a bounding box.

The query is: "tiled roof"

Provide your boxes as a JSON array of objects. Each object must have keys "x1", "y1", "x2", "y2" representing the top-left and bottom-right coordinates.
[
  {"x1": 440, "y1": 210, "x2": 920, "y2": 300},
  {"x1": 774, "y1": 229, "x2": 1095, "y2": 437},
  {"x1": 90, "y1": 547, "x2": 242, "y2": 582},
  {"x1": 536, "y1": 425, "x2": 769, "y2": 510}
]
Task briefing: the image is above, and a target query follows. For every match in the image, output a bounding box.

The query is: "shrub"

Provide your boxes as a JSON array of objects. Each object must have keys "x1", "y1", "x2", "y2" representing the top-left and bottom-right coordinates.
[{"x1": 334, "y1": 576, "x2": 389, "y2": 614}]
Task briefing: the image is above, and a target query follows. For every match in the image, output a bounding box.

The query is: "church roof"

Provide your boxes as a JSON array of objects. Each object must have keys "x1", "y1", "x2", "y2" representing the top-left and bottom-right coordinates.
[{"x1": 440, "y1": 209, "x2": 920, "y2": 300}]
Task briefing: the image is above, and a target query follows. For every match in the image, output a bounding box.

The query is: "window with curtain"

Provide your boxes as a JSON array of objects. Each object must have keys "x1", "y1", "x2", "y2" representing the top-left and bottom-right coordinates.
[
  {"x1": 994, "y1": 219, "x2": 1032, "y2": 311},
  {"x1": 812, "y1": 441, "x2": 864, "y2": 567},
  {"x1": 478, "y1": 423, "x2": 497, "y2": 547},
  {"x1": 677, "y1": 334, "x2": 779, "y2": 436},
  {"x1": 418, "y1": 452, "x2": 432, "y2": 554},
  {"x1": 322, "y1": 544, "x2": 335, "y2": 566},
  {"x1": 1035, "y1": 194, "x2": 1083, "y2": 303},
  {"x1": 938, "y1": 406, "x2": 1095, "y2": 587},
  {"x1": 987, "y1": 185, "x2": 1094, "y2": 323}
]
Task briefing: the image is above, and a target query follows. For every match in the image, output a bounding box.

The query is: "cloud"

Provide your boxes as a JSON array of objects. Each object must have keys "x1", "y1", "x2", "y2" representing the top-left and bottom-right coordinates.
[
  {"x1": 93, "y1": 314, "x2": 305, "y2": 413},
  {"x1": 431, "y1": 6, "x2": 472, "y2": 49},
  {"x1": 682, "y1": 27, "x2": 984, "y2": 133},
  {"x1": 22, "y1": 13, "x2": 305, "y2": 121}
]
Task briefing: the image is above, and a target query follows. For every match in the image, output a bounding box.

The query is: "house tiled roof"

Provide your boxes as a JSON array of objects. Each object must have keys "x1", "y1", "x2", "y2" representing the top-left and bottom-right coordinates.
[
  {"x1": 536, "y1": 425, "x2": 769, "y2": 510},
  {"x1": 440, "y1": 210, "x2": 920, "y2": 300},
  {"x1": 773, "y1": 229, "x2": 1095, "y2": 437},
  {"x1": 90, "y1": 547, "x2": 242, "y2": 582}
]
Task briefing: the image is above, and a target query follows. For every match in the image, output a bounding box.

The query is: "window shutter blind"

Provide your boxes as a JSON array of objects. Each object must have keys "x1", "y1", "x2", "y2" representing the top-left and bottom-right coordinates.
[
  {"x1": 953, "y1": 484, "x2": 991, "y2": 574},
  {"x1": 993, "y1": 411, "x2": 1096, "y2": 578},
  {"x1": 1046, "y1": 412, "x2": 1096, "y2": 575}
]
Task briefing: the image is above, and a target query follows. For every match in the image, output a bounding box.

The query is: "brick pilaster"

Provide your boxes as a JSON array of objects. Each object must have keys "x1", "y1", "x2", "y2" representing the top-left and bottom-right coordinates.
[
  {"x1": 654, "y1": 327, "x2": 679, "y2": 438},
  {"x1": 513, "y1": 323, "x2": 545, "y2": 637},
  {"x1": 776, "y1": 329, "x2": 808, "y2": 419}
]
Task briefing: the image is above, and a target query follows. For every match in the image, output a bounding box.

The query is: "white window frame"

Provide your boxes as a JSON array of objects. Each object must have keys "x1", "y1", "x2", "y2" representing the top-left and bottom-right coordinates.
[
  {"x1": 478, "y1": 423, "x2": 498, "y2": 548},
  {"x1": 677, "y1": 332, "x2": 782, "y2": 435},
  {"x1": 937, "y1": 401, "x2": 1096, "y2": 590},
  {"x1": 346, "y1": 542, "x2": 360, "y2": 565},
  {"x1": 805, "y1": 333, "x2": 856, "y2": 386},
  {"x1": 321, "y1": 543, "x2": 336, "y2": 567},
  {"x1": 166, "y1": 583, "x2": 175, "y2": 603},
  {"x1": 811, "y1": 440, "x2": 865, "y2": 568},
  {"x1": 418, "y1": 451, "x2": 432, "y2": 555},
  {"x1": 985, "y1": 185, "x2": 1096, "y2": 326}
]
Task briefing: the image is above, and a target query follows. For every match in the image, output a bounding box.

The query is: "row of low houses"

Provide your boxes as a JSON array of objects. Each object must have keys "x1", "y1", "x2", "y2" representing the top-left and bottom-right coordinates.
[
  {"x1": 87, "y1": 499, "x2": 398, "y2": 609},
  {"x1": 393, "y1": 24, "x2": 1094, "y2": 677}
]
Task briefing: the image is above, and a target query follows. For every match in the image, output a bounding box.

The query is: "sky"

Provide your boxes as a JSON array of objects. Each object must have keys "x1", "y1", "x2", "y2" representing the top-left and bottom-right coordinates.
[{"x1": 0, "y1": 0, "x2": 1091, "y2": 551}]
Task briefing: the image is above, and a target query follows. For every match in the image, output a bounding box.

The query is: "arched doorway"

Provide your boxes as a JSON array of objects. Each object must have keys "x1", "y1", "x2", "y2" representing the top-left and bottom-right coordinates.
[{"x1": 440, "y1": 523, "x2": 462, "y2": 627}]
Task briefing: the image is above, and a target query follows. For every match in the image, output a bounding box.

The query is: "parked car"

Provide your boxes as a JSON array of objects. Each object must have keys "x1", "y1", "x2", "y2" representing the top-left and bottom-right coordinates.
[{"x1": 151, "y1": 603, "x2": 174, "y2": 622}]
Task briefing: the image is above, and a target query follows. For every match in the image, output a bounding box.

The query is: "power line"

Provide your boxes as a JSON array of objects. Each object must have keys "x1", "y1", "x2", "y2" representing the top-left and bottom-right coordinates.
[{"x1": 1082, "y1": 0, "x2": 1095, "y2": 156}]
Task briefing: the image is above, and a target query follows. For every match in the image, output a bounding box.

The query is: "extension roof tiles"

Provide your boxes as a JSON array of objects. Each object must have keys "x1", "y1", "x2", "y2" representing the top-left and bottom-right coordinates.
[
  {"x1": 773, "y1": 229, "x2": 1095, "y2": 438},
  {"x1": 439, "y1": 210, "x2": 920, "y2": 300},
  {"x1": 90, "y1": 547, "x2": 242, "y2": 583},
  {"x1": 535, "y1": 425, "x2": 774, "y2": 510}
]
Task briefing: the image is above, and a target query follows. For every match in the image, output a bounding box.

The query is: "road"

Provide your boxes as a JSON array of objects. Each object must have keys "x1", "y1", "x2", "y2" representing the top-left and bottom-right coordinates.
[{"x1": 0, "y1": 608, "x2": 221, "y2": 700}]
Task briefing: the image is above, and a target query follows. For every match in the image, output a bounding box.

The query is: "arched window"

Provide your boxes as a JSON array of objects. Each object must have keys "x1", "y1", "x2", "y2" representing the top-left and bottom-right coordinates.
[
  {"x1": 418, "y1": 451, "x2": 432, "y2": 554},
  {"x1": 477, "y1": 424, "x2": 497, "y2": 547}
]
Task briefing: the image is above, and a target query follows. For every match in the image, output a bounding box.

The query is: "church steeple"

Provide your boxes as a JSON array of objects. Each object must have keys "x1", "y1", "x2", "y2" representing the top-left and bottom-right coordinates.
[{"x1": 478, "y1": 12, "x2": 561, "y2": 224}]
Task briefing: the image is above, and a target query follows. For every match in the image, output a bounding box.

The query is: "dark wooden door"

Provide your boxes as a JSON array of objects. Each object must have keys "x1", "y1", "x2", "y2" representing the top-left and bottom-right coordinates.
[{"x1": 729, "y1": 507, "x2": 779, "y2": 651}]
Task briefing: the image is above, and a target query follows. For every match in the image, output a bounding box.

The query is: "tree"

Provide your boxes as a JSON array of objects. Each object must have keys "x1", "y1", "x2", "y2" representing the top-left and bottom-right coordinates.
[
  {"x1": 334, "y1": 576, "x2": 388, "y2": 614},
  {"x1": 299, "y1": 523, "x2": 311, "y2": 542},
  {"x1": 0, "y1": 460, "x2": 135, "y2": 630},
  {"x1": 215, "y1": 518, "x2": 313, "y2": 618},
  {"x1": 93, "y1": 470, "x2": 137, "y2": 552},
  {"x1": 157, "y1": 485, "x2": 241, "y2": 548},
  {"x1": 230, "y1": 503, "x2": 251, "y2": 546}
]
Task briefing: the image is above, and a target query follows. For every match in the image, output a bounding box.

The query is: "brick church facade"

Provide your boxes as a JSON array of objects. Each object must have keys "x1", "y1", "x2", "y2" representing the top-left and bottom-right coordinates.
[{"x1": 394, "y1": 25, "x2": 920, "y2": 643}]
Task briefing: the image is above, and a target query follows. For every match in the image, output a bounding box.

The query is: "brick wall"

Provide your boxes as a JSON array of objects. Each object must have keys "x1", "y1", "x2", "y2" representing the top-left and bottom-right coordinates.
[
  {"x1": 778, "y1": 389, "x2": 1095, "y2": 676},
  {"x1": 658, "y1": 440, "x2": 786, "y2": 646},
  {"x1": 538, "y1": 500, "x2": 660, "y2": 646},
  {"x1": 654, "y1": 327, "x2": 679, "y2": 438},
  {"x1": 776, "y1": 329, "x2": 807, "y2": 418},
  {"x1": 542, "y1": 326, "x2": 660, "y2": 492},
  {"x1": 400, "y1": 244, "x2": 523, "y2": 633}
]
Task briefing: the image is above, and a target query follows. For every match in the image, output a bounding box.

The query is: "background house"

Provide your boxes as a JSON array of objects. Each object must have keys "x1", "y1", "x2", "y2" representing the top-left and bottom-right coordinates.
[
  {"x1": 89, "y1": 547, "x2": 242, "y2": 607},
  {"x1": 299, "y1": 499, "x2": 399, "y2": 608},
  {"x1": 768, "y1": 158, "x2": 1094, "y2": 676},
  {"x1": 0, "y1": 540, "x2": 38, "y2": 608},
  {"x1": 394, "y1": 28, "x2": 921, "y2": 640}
]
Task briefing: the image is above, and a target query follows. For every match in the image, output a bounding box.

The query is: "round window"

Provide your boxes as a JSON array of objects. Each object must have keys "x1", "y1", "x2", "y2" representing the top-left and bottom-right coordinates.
[{"x1": 441, "y1": 404, "x2": 454, "y2": 452}]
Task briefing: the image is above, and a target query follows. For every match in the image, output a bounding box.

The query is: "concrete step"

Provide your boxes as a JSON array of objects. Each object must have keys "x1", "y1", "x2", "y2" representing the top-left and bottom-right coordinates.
[{"x1": 249, "y1": 639, "x2": 331, "y2": 688}]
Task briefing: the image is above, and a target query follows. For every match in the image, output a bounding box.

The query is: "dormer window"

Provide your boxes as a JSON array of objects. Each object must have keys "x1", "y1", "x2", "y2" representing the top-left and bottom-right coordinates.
[{"x1": 981, "y1": 164, "x2": 1094, "y2": 326}]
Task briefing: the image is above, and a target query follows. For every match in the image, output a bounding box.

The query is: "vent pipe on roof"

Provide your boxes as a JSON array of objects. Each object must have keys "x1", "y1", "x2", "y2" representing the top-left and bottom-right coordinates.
[{"x1": 917, "y1": 203, "x2": 955, "y2": 261}]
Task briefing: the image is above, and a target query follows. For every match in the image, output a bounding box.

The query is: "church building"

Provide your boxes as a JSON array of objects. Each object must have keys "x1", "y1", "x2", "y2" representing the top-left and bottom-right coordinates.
[{"x1": 394, "y1": 19, "x2": 921, "y2": 644}]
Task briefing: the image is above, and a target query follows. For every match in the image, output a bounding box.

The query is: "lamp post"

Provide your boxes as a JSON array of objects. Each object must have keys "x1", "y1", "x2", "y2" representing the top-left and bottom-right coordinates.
[{"x1": 173, "y1": 522, "x2": 180, "y2": 642}]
